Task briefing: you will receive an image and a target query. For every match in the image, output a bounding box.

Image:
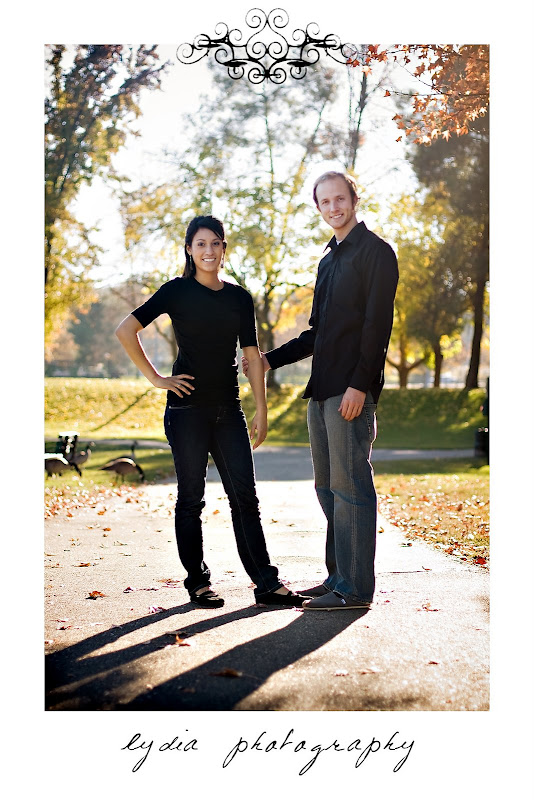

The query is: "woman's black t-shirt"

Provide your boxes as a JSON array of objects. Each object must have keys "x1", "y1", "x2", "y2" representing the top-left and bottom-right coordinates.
[{"x1": 132, "y1": 277, "x2": 258, "y2": 407}]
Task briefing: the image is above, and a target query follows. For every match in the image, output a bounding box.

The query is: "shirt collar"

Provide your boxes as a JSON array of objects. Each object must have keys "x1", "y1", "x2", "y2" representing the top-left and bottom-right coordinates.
[{"x1": 324, "y1": 220, "x2": 367, "y2": 252}]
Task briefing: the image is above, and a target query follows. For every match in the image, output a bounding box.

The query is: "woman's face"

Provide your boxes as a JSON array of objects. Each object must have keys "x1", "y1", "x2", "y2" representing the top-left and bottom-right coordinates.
[{"x1": 187, "y1": 227, "x2": 225, "y2": 276}]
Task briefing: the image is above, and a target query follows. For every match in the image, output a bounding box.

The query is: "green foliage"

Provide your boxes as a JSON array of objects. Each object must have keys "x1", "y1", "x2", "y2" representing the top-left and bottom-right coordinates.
[
  {"x1": 409, "y1": 116, "x2": 489, "y2": 388},
  {"x1": 45, "y1": 379, "x2": 486, "y2": 449},
  {"x1": 382, "y1": 191, "x2": 469, "y2": 386},
  {"x1": 45, "y1": 45, "x2": 168, "y2": 345}
]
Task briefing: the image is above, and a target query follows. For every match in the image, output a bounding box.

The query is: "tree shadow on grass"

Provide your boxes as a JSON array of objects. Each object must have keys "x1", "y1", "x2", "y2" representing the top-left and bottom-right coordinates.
[
  {"x1": 90, "y1": 388, "x2": 153, "y2": 432},
  {"x1": 45, "y1": 603, "x2": 366, "y2": 711}
]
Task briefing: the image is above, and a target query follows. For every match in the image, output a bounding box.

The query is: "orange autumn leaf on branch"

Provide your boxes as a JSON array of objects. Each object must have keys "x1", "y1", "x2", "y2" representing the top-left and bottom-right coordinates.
[{"x1": 348, "y1": 44, "x2": 489, "y2": 145}]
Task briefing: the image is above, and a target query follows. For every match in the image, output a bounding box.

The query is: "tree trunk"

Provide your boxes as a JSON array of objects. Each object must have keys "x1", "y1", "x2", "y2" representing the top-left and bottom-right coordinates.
[
  {"x1": 256, "y1": 298, "x2": 280, "y2": 390},
  {"x1": 465, "y1": 276, "x2": 485, "y2": 389},
  {"x1": 465, "y1": 224, "x2": 488, "y2": 390},
  {"x1": 433, "y1": 342, "x2": 443, "y2": 388}
]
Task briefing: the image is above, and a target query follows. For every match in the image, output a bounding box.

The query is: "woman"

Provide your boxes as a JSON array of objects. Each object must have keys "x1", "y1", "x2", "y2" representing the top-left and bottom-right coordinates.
[{"x1": 116, "y1": 215, "x2": 307, "y2": 609}]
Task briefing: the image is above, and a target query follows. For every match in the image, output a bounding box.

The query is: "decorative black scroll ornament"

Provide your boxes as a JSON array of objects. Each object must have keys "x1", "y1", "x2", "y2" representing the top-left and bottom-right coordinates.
[{"x1": 176, "y1": 7, "x2": 356, "y2": 84}]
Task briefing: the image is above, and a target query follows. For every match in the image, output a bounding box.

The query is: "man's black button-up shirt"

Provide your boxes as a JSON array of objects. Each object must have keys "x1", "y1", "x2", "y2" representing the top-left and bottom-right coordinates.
[{"x1": 266, "y1": 221, "x2": 398, "y2": 403}]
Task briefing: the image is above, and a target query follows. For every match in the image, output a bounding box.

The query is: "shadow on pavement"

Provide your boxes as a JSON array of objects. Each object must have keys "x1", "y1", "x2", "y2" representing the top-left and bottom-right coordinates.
[{"x1": 45, "y1": 604, "x2": 367, "y2": 711}]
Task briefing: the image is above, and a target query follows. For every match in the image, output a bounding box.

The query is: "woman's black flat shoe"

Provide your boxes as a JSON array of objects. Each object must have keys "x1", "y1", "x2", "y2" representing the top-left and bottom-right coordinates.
[
  {"x1": 189, "y1": 588, "x2": 225, "y2": 608},
  {"x1": 255, "y1": 589, "x2": 308, "y2": 607}
]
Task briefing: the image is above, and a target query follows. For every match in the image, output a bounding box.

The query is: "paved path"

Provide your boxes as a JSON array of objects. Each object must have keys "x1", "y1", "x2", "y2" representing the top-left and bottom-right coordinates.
[{"x1": 45, "y1": 446, "x2": 488, "y2": 711}]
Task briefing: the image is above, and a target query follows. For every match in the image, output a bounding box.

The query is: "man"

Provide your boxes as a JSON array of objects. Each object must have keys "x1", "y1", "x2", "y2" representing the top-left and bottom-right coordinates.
[{"x1": 245, "y1": 171, "x2": 398, "y2": 610}]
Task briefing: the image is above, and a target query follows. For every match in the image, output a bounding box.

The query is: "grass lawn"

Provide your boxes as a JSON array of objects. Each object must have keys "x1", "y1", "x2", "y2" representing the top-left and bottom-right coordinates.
[
  {"x1": 45, "y1": 378, "x2": 487, "y2": 449},
  {"x1": 374, "y1": 458, "x2": 489, "y2": 566}
]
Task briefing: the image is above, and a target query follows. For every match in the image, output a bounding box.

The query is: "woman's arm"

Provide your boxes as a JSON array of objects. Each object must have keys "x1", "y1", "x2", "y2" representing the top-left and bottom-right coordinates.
[
  {"x1": 115, "y1": 314, "x2": 195, "y2": 398},
  {"x1": 242, "y1": 345, "x2": 267, "y2": 450}
]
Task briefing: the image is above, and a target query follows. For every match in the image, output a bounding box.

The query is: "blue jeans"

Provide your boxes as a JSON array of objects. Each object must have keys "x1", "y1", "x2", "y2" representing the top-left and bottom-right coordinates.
[
  {"x1": 164, "y1": 402, "x2": 282, "y2": 598},
  {"x1": 307, "y1": 393, "x2": 377, "y2": 603}
]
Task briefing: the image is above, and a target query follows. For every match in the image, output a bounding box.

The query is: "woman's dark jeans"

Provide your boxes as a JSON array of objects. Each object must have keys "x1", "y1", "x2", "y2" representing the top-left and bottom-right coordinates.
[{"x1": 164, "y1": 402, "x2": 282, "y2": 598}]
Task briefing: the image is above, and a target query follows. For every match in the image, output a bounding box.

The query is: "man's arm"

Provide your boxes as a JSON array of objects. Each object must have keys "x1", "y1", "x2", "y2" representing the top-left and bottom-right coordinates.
[
  {"x1": 242, "y1": 309, "x2": 317, "y2": 377},
  {"x1": 339, "y1": 243, "x2": 398, "y2": 421}
]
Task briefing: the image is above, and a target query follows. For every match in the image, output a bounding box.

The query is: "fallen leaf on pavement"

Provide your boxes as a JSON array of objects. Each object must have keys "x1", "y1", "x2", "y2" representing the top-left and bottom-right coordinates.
[
  {"x1": 149, "y1": 606, "x2": 166, "y2": 613},
  {"x1": 359, "y1": 668, "x2": 379, "y2": 674},
  {"x1": 103, "y1": 527, "x2": 111, "y2": 531},
  {"x1": 123, "y1": 586, "x2": 138, "y2": 593},
  {"x1": 212, "y1": 668, "x2": 243, "y2": 678},
  {"x1": 76, "y1": 562, "x2": 92, "y2": 567},
  {"x1": 167, "y1": 634, "x2": 192, "y2": 646},
  {"x1": 56, "y1": 624, "x2": 71, "y2": 630},
  {"x1": 422, "y1": 566, "x2": 432, "y2": 571},
  {"x1": 421, "y1": 602, "x2": 440, "y2": 612},
  {"x1": 428, "y1": 661, "x2": 439, "y2": 665},
  {"x1": 474, "y1": 556, "x2": 487, "y2": 565},
  {"x1": 87, "y1": 591, "x2": 106, "y2": 599}
]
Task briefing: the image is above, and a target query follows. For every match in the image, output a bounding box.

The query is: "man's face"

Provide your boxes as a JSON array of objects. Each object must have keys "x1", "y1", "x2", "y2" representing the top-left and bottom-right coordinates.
[{"x1": 315, "y1": 177, "x2": 356, "y2": 236}]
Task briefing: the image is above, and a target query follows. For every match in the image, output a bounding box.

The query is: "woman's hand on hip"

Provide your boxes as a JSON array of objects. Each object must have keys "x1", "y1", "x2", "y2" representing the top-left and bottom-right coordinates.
[
  {"x1": 249, "y1": 408, "x2": 268, "y2": 450},
  {"x1": 153, "y1": 373, "x2": 195, "y2": 397}
]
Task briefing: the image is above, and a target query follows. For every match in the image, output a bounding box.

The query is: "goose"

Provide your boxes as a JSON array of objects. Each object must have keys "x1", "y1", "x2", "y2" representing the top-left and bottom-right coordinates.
[
  {"x1": 68, "y1": 441, "x2": 95, "y2": 471},
  {"x1": 101, "y1": 440, "x2": 138, "y2": 470},
  {"x1": 45, "y1": 454, "x2": 82, "y2": 478},
  {"x1": 99, "y1": 457, "x2": 145, "y2": 482}
]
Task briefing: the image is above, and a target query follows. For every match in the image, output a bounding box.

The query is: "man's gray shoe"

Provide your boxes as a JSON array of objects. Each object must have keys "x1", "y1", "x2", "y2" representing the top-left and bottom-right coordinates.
[
  {"x1": 298, "y1": 584, "x2": 329, "y2": 597},
  {"x1": 302, "y1": 591, "x2": 371, "y2": 610}
]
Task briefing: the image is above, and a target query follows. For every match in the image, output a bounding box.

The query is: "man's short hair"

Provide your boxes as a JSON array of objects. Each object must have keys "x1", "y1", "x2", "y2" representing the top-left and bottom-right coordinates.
[{"x1": 312, "y1": 171, "x2": 359, "y2": 208}]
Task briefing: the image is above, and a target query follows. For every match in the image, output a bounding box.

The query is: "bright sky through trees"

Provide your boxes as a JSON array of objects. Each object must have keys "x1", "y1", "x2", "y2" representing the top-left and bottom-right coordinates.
[{"x1": 71, "y1": 43, "x2": 421, "y2": 286}]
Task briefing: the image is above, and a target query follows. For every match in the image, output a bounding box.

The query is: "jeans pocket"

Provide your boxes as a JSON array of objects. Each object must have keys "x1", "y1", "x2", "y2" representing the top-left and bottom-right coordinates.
[{"x1": 363, "y1": 404, "x2": 377, "y2": 443}]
